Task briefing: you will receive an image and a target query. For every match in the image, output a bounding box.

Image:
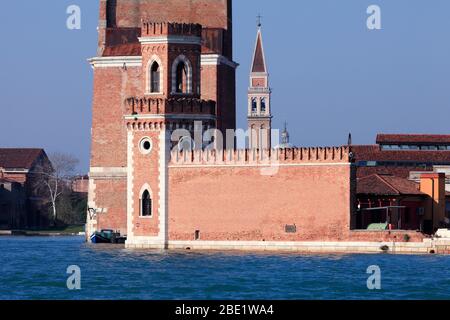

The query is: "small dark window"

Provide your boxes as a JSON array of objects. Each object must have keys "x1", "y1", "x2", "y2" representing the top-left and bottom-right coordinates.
[
  {"x1": 195, "y1": 230, "x2": 200, "y2": 240},
  {"x1": 261, "y1": 98, "x2": 266, "y2": 113},
  {"x1": 251, "y1": 98, "x2": 257, "y2": 113},
  {"x1": 285, "y1": 225, "x2": 297, "y2": 233},
  {"x1": 176, "y1": 62, "x2": 188, "y2": 93},
  {"x1": 151, "y1": 62, "x2": 160, "y2": 93},
  {"x1": 141, "y1": 190, "x2": 152, "y2": 217},
  {"x1": 143, "y1": 141, "x2": 151, "y2": 151}
]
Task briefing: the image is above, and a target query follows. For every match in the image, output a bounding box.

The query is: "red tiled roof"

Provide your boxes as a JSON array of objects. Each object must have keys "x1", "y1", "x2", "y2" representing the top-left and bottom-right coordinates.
[
  {"x1": 357, "y1": 174, "x2": 425, "y2": 196},
  {"x1": 356, "y1": 166, "x2": 433, "y2": 179},
  {"x1": 0, "y1": 149, "x2": 45, "y2": 169},
  {"x1": 351, "y1": 145, "x2": 450, "y2": 163},
  {"x1": 102, "y1": 43, "x2": 142, "y2": 57},
  {"x1": 376, "y1": 134, "x2": 450, "y2": 145}
]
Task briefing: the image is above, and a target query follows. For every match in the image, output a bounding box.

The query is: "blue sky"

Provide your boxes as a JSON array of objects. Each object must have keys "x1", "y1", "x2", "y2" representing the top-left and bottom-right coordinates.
[{"x1": 1, "y1": 0, "x2": 450, "y2": 173}]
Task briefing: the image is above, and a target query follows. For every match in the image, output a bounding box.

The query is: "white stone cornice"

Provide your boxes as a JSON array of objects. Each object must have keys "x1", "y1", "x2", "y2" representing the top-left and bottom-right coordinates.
[
  {"x1": 138, "y1": 35, "x2": 201, "y2": 45},
  {"x1": 201, "y1": 54, "x2": 239, "y2": 69},
  {"x1": 88, "y1": 56, "x2": 142, "y2": 68}
]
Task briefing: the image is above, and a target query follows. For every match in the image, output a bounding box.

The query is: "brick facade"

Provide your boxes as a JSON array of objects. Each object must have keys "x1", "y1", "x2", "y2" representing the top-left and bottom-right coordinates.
[{"x1": 88, "y1": 1, "x2": 405, "y2": 251}]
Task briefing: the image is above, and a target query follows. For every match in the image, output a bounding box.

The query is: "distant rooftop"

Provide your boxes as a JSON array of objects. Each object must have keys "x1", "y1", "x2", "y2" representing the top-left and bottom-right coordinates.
[
  {"x1": 357, "y1": 174, "x2": 424, "y2": 196},
  {"x1": 351, "y1": 145, "x2": 450, "y2": 162},
  {"x1": 0, "y1": 148, "x2": 46, "y2": 169},
  {"x1": 377, "y1": 134, "x2": 450, "y2": 145}
]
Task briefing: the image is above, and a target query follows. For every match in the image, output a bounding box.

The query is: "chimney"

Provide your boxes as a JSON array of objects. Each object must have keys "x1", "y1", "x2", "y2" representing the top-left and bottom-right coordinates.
[{"x1": 420, "y1": 173, "x2": 446, "y2": 232}]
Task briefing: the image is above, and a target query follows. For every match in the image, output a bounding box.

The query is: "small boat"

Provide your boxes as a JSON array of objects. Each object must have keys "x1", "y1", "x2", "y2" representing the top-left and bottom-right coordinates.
[
  {"x1": 90, "y1": 229, "x2": 127, "y2": 244},
  {"x1": 90, "y1": 229, "x2": 115, "y2": 244}
]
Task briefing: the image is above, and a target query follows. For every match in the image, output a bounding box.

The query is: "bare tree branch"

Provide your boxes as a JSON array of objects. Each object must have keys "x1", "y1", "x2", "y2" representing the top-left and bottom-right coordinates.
[{"x1": 30, "y1": 152, "x2": 79, "y2": 225}]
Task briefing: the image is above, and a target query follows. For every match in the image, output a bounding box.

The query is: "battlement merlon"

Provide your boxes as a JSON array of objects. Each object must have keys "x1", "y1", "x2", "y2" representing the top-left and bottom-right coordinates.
[
  {"x1": 141, "y1": 21, "x2": 202, "y2": 37},
  {"x1": 125, "y1": 97, "x2": 216, "y2": 117},
  {"x1": 139, "y1": 22, "x2": 203, "y2": 45},
  {"x1": 170, "y1": 147, "x2": 352, "y2": 166}
]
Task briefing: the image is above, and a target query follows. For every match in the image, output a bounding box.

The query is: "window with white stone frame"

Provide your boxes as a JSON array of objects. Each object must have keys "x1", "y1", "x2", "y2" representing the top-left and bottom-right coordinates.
[
  {"x1": 171, "y1": 55, "x2": 192, "y2": 94},
  {"x1": 261, "y1": 98, "x2": 266, "y2": 113},
  {"x1": 140, "y1": 190, "x2": 152, "y2": 217},
  {"x1": 146, "y1": 56, "x2": 163, "y2": 94},
  {"x1": 150, "y1": 62, "x2": 160, "y2": 93},
  {"x1": 251, "y1": 98, "x2": 257, "y2": 113}
]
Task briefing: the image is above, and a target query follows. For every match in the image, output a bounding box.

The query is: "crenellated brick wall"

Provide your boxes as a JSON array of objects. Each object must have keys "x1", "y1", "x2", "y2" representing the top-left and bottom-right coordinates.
[
  {"x1": 170, "y1": 147, "x2": 351, "y2": 166},
  {"x1": 141, "y1": 22, "x2": 202, "y2": 38}
]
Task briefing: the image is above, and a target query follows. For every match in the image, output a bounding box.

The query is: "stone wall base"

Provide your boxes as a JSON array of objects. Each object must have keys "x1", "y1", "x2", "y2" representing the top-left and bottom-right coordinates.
[{"x1": 124, "y1": 239, "x2": 449, "y2": 254}]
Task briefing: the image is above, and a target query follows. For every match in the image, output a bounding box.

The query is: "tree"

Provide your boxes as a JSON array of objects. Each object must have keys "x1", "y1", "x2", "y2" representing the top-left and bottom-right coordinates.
[{"x1": 32, "y1": 152, "x2": 79, "y2": 225}]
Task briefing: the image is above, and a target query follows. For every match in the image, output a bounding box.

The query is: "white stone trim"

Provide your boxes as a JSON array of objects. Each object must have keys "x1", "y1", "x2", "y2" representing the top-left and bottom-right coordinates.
[
  {"x1": 139, "y1": 137, "x2": 153, "y2": 155},
  {"x1": 90, "y1": 167, "x2": 127, "y2": 173},
  {"x1": 145, "y1": 55, "x2": 164, "y2": 95},
  {"x1": 169, "y1": 163, "x2": 352, "y2": 169},
  {"x1": 125, "y1": 237, "x2": 166, "y2": 249},
  {"x1": 86, "y1": 177, "x2": 98, "y2": 240},
  {"x1": 158, "y1": 130, "x2": 170, "y2": 245},
  {"x1": 126, "y1": 240, "x2": 433, "y2": 254},
  {"x1": 3, "y1": 169, "x2": 29, "y2": 174},
  {"x1": 201, "y1": 54, "x2": 239, "y2": 69},
  {"x1": 89, "y1": 167, "x2": 127, "y2": 179},
  {"x1": 127, "y1": 130, "x2": 135, "y2": 239},
  {"x1": 171, "y1": 55, "x2": 193, "y2": 94},
  {"x1": 139, "y1": 35, "x2": 201, "y2": 45},
  {"x1": 88, "y1": 56, "x2": 142, "y2": 68}
]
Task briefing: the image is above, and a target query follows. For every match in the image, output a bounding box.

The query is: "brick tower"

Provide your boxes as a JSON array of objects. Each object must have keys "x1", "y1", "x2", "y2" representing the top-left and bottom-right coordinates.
[
  {"x1": 248, "y1": 21, "x2": 272, "y2": 150},
  {"x1": 87, "y1": 0, "x2": 237, "y2": 244}
]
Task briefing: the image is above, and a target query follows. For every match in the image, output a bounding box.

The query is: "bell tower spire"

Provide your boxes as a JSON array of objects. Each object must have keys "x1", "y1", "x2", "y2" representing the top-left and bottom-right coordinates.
[{"x1": 248, "y1": 18, "x2": 272, "y2": 150}]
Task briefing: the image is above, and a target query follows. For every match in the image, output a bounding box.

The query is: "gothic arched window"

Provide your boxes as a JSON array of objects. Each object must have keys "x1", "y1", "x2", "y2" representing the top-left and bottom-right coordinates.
[
  {"x1": 176, "y1": 61, "x2": 188, "y2": 93},
  {"x1": 150, "y1": 62, "x2": 160, "y2": 93},
  {"x1": 171, "y1": 55, "x2": 192, "y2": 94},
  {"x1": 251, "y1": 98, "x2": 257, "y2": 113},
  {"x1": 141, "y1": 190, "x2": 152, "y2": 217},
  {"x1": 261, "y1": 98, "x2": 266, "y2": 113}
]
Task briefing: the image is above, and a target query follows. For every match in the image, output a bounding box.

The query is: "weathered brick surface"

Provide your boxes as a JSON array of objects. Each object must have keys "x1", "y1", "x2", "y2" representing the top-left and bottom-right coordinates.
[
  {"x1": 95, "y1": 179, "x2": 127, "y2": 235},
  {"x1": 109, "y1": 0, "x2": 231, "y2": 35},
  {"x1": 91, "y1": 67, "x2": 142, "y2": 168},
  {"x1": 168, "y1": 165, "x2": 353, "y2": 241}
]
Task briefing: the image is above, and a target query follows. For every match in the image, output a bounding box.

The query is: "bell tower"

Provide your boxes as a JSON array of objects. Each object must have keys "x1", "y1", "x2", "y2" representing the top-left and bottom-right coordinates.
[{"x1": 248, "y1": 19, "x2": 272, "y2": 150}]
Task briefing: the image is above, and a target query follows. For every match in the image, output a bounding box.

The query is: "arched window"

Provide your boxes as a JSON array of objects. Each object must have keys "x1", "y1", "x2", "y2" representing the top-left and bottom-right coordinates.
[
  {"x1": 171, "y1": 55, "x2": 192, "y2": 94},
  {"x1": 150, "y1": 62, "x2": 160, "y2": 93},
  {"x1": 261, "y1": 98, "x2": 266, "y2": 113},
  {"x1": 251, "y1": 98, "x2": 257, "y2": 113},
  {"x1": 176, "y1": 62, "x2": 188, "y2": 93},
  {"x1": 141, "y1": 190, "x2": 152, "y2": 217}
]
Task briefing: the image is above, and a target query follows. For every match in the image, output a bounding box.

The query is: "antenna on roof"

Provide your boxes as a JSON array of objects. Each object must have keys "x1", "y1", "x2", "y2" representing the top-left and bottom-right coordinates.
[{"x1": 348, "y1": 133, "x2": 353, "y2": 146}]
